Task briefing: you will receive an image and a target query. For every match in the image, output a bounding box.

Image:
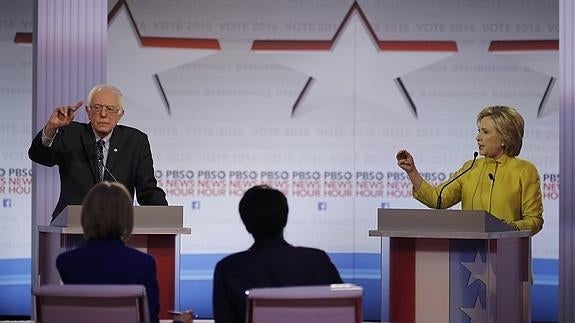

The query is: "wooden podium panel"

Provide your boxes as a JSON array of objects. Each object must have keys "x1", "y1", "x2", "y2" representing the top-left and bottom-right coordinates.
[
  {"x1": 38, "y1": 205, "x2": 190, "y2": 320},
  {"x1": 369, "y1": 208, "x2": 531, "y2": 323}
]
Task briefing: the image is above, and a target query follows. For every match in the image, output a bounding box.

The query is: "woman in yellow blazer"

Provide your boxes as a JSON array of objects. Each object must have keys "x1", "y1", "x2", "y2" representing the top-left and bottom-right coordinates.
[{"x1": 396, "y1": 105, "x2": 543, "y2": 235}]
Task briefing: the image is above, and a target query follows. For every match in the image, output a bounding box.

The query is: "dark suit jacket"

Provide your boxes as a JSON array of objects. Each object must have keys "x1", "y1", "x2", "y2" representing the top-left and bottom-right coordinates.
[
  {"x1": 212, "y1": 236, "x2": 343, "y2": 323},
  {"x1": 56, "y1": 239, "x2": 160, "y2": 323},
  {"x1": 28, "y1": 122, "x2": 167, "y2": 220}
]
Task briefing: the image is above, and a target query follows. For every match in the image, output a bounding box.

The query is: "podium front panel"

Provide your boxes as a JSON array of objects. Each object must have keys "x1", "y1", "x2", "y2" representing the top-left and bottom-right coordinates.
[
  {"x1": 385, "y1": 236, "x2": 528, "y2": 323},
  {"x1": 371, "y1": 208, "x2": 530, "y2": 323},
  {"x1": 38, "y1": 204, "x2": 188, "y2": 320}
]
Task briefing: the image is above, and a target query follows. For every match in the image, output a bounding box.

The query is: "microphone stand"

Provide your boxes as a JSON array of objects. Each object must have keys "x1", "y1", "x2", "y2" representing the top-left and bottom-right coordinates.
[{"x1": 436, "y1": 152, "x2": 478, "y2": 209}]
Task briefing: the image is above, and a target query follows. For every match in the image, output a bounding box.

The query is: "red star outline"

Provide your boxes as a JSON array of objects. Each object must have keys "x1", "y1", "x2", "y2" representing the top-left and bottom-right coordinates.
[
  {"x1": 489, "y1": 39, "x2": 558, "y2": 118},
  {"x1": 14, "y1": 0, "x2": 221, "y2": 115},
  {"x1": 488, "y1": 39, "x2": 558, "y2": 51},
  {"x1": 14, "y1": 0, "x2": 221, "y2": 50},
  {"x1": 251, "y1": 2, "x2": 458, "y2": 52},
  {"x1": 251, "y1": 1, "x2": 458, "y2": 118}
]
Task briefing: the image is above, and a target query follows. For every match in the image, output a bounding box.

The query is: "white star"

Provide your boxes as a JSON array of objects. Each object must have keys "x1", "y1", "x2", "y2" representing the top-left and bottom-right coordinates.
[
  {"x1": 489, "y1": 49, "x2": 558, "y2": 117},
  {"x1": 253, "y1": 12, "x2": 454, "y2": 118},
  {"x1": 461, "y1": 251, "x2": 487, "y2": 286},
  {"x1": 460, "y1": 296, "x2": 487, "y2": 323},
  {"x1": 107, "y1": 6, "x2": 217, "y2": 114}
]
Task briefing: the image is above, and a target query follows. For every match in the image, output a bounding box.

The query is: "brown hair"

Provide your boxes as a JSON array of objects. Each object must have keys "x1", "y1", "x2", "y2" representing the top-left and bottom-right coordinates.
[
  {"x1": 477, "y1": 105, "x2": 524, "y2": 157},
  {"x1": 81, "y1": 181, "x2": 134, "y2": 240}
]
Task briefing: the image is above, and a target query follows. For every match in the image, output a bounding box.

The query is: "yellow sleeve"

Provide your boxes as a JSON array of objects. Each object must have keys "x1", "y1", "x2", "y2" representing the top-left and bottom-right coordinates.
[
  {"x1": 413, "y1": 180, "x2": 440, "y2": 208},
  {"x1": 413, "y1": 163, "x2": 468, "y2": 209},
  {"x1": 514, "y1": 163, "x2": 544, "y2": 234}
]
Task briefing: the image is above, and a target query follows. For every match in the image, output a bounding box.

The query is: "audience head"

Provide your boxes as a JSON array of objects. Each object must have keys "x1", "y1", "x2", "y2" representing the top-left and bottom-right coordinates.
[
  {"x1": 476, "y1": 105, "x2": 524, "y2": 157},
  {"x1": 81, "y1": 181, "x2": 134, "y2": 241},
  {"x1": 239, "y1": 185, "x2": 288, "y2": 241}
]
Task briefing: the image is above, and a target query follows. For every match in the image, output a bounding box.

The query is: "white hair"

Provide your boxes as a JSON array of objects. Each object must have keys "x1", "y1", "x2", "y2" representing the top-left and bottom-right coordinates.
[{"x1": 86, "y1": 84, "x2": 124, "y2": 111}]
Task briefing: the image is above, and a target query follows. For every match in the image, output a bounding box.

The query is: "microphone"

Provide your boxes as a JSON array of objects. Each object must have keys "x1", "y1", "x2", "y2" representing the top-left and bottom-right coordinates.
[
  {"x1": 102, "y1": 162, "x2": 119, "y2": 182},
  {"x1": 436, "y1": 152, "x2": 478, "y2": 209},
  {"x1": 488, "y1": 173, "x2": 495, "y2": 214}
]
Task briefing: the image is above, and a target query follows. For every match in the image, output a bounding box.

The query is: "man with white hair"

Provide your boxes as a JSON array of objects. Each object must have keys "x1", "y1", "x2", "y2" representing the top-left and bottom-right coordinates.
[{"x1": 29, "y1": 84, "x2": 167, "y2": 221}]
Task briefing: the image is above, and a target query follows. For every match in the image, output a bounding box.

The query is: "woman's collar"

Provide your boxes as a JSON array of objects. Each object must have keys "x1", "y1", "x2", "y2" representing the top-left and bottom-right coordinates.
[{"x1": 484, "y1": 154, "x2": 511, "y2": 165}]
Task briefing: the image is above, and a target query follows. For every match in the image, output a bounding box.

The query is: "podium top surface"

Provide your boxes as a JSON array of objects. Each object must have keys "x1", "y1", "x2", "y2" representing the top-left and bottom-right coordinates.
[
  {"x1": 51, "y1": 205, "x2": 186, "y2": 230},
  {"x1": 368, "y1": 229, "x2": 531, "y2": 239},
  {"x1": 369, "y1": 208, "x2": 531, "y2": 239},
  {"x1": 38, "y1": 225, "x2": 191, "y2": 235}
]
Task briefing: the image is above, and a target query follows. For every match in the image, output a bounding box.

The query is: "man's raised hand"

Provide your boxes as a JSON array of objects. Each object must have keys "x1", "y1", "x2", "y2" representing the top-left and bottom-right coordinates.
[{"x1": 44, "y1": 101, "x2": 83, "y2": 137}]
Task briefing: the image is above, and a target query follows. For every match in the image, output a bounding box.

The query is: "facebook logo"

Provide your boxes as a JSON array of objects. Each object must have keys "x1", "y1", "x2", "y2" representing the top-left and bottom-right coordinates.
[
  {"x1": 2, "y1": 199, "x2": 12, "y2": 208},
  {"x1": 317, "y1": 201, "x2": 327, "y2": 211},
  {"x1": 191, "y1": 201, "x2": 201, "y2": 210}
]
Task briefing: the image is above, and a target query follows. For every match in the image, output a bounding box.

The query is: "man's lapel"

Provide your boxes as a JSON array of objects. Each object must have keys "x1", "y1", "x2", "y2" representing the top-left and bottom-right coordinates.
[
  {"x1": 81, "y1": 123, "x2": 99, "y2": 183},
  {"x1": 107, "y1": 126, "x2": 123, "y2": 175}
]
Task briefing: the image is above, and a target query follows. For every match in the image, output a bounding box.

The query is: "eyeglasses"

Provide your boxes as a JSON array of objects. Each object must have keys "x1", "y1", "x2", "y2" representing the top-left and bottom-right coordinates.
[{"x1": 89, "y1": 104, "x2": 122, "y2": 115}]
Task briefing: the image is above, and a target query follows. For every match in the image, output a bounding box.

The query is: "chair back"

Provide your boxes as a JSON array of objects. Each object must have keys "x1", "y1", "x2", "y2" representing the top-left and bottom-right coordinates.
[
  {"x1": 245, "y1": 284, "x2": 363, "y2": 323},
  {"x1": 33, "y1": 284, "x2": 149, "y2": 323}
]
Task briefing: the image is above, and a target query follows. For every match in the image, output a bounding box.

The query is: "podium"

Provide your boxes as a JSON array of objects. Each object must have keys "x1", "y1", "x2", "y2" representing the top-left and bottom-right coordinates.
[
  {"x1": 37, "y1": 205, "x2": 190, "y2": 320},
  {"x1": 369, "y1": 209, "x2": 531, "y2": 323}
]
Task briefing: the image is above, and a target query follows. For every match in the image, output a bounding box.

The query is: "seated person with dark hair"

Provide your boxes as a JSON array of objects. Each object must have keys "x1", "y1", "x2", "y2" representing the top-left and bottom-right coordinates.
[
  {"x1": 56, "y1": 181, "x2": 160, "y2": 323},
  {"x1": 212, "y1": 185, "x2": 343, "y2": 323}
]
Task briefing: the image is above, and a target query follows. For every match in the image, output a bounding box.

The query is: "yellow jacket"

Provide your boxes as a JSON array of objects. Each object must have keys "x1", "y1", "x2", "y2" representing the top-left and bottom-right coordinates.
[{"x1": 414, "y1": 155, "x2": 543, "y2": 234}]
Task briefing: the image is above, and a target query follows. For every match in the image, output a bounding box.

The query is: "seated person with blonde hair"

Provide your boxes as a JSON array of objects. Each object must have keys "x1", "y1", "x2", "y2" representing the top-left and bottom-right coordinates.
[{"x1": 56, "y1": 181, "x2": 160, "y2": 323}]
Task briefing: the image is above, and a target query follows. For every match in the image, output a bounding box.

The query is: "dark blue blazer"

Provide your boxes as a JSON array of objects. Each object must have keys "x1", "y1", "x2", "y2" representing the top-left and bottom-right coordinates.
[
  {"x1": 212, "y1": 236, "x2": 343, "y2": 323},
  {"x1": 28, "y1": 121, "x2": 167, "y2": 220},
  {"x1": 56, "y1": 239, "x2": 160, "y2": 323}
]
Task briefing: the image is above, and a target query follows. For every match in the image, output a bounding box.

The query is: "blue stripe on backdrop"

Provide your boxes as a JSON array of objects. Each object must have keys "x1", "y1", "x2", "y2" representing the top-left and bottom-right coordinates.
[
  {"x1": 178, "y1": 254, "x2": 558, "y2": 321},
  {"x1": 531, "y1": 258, "x2": 559, "y2": 322},
  {"x1": 0, "y1": 256, "x2": 559, "y2": 320},
  {"x1": 178, "y1": 253, "x2": 382, "y2": 320},
  {"x1": 0, "y1": 259, "x2": 31, "y2": 315}
]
